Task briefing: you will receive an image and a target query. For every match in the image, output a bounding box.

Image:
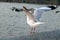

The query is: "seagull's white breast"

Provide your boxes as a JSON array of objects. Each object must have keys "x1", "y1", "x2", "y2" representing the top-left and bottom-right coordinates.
[{"x1": 27, "y1": 15, "x2": 43, "y2": 27}]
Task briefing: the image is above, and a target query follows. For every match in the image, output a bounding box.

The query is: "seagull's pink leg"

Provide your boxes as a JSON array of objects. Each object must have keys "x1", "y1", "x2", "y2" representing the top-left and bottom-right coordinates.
[
  {"x1": 30, "y1": 27, "x2": 33, "y2": 34},
  {"x1": 30, "y1": 27, "x2": 36, "y2": 34},
  {"x1": 33, "y1": 27, "x2": 36, "y2": 33}
]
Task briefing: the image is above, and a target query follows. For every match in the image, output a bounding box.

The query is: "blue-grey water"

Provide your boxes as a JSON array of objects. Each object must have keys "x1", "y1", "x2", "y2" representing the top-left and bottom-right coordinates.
[{"x1": 0, "y1": 2, "x2": 60, "y2": 40}]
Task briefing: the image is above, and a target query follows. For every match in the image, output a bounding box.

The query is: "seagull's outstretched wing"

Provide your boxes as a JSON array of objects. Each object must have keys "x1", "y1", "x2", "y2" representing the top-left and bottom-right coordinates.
[
  {"x1": 34, "y1": 7, "x2": 51, "y2": 21},
  {"x1": 34, "y1": 9, "x2": 43, "y2": 21}
]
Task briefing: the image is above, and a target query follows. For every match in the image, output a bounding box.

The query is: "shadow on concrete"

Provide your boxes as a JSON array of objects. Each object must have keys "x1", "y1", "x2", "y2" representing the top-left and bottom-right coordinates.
[{"x1": 1, "y1": 29, "x2": 60, "y2": 40}]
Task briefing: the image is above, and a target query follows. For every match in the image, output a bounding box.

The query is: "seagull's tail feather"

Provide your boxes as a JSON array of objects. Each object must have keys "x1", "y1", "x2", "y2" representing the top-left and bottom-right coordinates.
[{"x1": 36, "y1": 22, "x2": 45, "y2": 24}]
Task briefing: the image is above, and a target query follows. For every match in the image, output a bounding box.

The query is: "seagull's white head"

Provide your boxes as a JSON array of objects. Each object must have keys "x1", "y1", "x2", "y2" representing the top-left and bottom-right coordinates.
[
  {"x1": 54, "y1": 5, "x2": 58, "y2": 8},
  {"x1": 54, "y1": 5, "x2": 57, "y2": 8}
]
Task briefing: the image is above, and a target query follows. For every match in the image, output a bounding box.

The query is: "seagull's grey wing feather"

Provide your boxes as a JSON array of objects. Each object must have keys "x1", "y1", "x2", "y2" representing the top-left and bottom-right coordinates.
[{"x1": 34, "y1": 9, "x2": 43, "y2": 21}]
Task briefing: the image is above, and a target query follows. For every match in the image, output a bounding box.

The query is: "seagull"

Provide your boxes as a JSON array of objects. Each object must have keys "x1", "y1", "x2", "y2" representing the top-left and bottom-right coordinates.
[
  {"x1": 23, "y1": 6, "x2": 44, "y2": 33},
  {"x1": 11, "y1": 7, "x2": 23, "y2": 12},
  {"x1": 23, "y1": 5, "x2": 57, "y2": 33}
]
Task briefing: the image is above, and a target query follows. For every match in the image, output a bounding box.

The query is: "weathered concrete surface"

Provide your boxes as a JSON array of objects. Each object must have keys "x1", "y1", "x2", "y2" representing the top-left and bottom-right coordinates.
[
  {"x1": 0, "y1": 2, "x2": 60, "y2": 40},
  {"x1": 1, "y1": 30, "x2": 60, "y2": 40}
]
